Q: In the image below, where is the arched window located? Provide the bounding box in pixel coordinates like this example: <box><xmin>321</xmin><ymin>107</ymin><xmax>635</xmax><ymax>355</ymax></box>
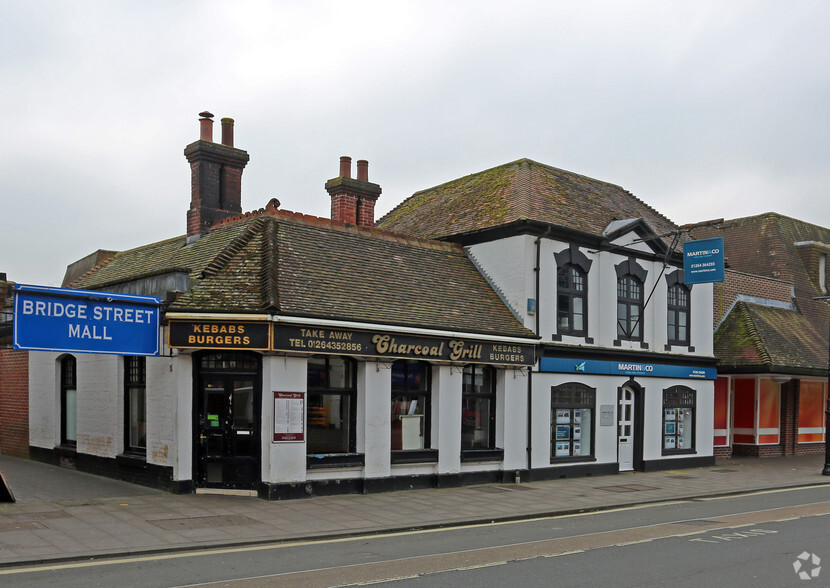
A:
<box><xmin>461</xmin><ymin>365</ymin><xmax>497</xmax><ymax>450</ymax></box>
<box><xmin>391</xmin><ymin>360</ymin><xmax>431</xmax><ymax>451</ymax></box>
<box><xmin>551</xmin><ymin>382</ymin><xmax>595</xmax><ymax>460</ymax></box>
<box><xmin>307</xmin><ymin>355</ymin><xmax>357</xmax><ymax>454</ymax></box>
<box><xmin>124</xmin><ymin>356</ymin><xmax>146</xmax><ymax>454</ymax></box>
<box><xmin>557</xmin><ymin>264</ymin><xmax>587</xmax><ymax>336</ymax></box>
<box><xmin>667</xmin><ymin>283</ymin><xmax>691</xmax><ymax>346</ymax></box>
<box><xmin>663</xmin><ymin>385</ymin><xmax>696</xmax><ymax>453</ymax></box>
<box><xmin>617</xmin><ymin>275</ymin><xmax>644</xmax><ymax>341</ymax></box>
<box><xmin>60</xmin><ymin>355</ymin><xmax>77</xmax><ymax>447</ymax></box>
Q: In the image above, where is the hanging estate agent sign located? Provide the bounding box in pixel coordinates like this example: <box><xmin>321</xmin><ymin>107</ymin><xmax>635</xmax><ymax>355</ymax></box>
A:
<box><xmin>272</xmin><ymin>325</ymin><xmax>536</xmax><ymax>366</ymax></box>
<box><xmin>683</xmin><ymin>237</ymin><xmax>725</xmax><ymax>285</ymax></box>
<box><xmin>168</xmin><ymin>320</ymin><xmax>271</xmax><ymax>350</ymax></box>
<box><xmin>13</xmin><ymin>284</ymin><xmax>160</xmax><ymax>356</ymax></box>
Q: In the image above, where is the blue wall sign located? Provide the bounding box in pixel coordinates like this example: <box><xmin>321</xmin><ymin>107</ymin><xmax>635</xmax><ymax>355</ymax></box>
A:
<box><xmin>540</xmin><ymin>357</ymin><xmax>716</xmax><ymax>380</ymax></box>
<box><xmin>13</xmin><ymin>284</ymin><xmax>160</xmax><ymax>356</ymax></box>
<box><xmin>683</xmin><ymin>237</ymin><xmax>725</xmax><ymax>285</ymax></box>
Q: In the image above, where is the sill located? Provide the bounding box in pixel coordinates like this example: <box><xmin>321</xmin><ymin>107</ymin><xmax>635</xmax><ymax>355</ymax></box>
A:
<box><xmin>665</xmin><ymin>343</ymin><xmax>694</xmax><ymax>353</ymax></box>
<box><xmin>550</xmin><ymin>456</ymin><xmax>596</xmax><ymax>464</ymax></box>
<box><xmin>56</xmin><ymin>444</ymin><xmax>77</xmax><ymax>455</ymax></box>
<box><xmin>460</xmin><ymin>448</ymin><xmax>504</xmax><ymax>462</ymax></box>
<box><xmin>553</xmin><ymin>334</ymin><xmax>593</xmax><ymax>344</ymax></box>
<box><xmin>661</xmin><ymin>449</ymin><xmax>696</xmax><ymax>456</ymax></box>
<box><xmin>307</xmin><ymin>453</ymin><xmax>365</xmax><ymax>469</ymax></box>
<box><xmin>391</xmin><ymin>449</ymin><xmax>439</xmax><ymax>464</ymax></box>
<box><xmin>116</xmin><ymin>452</ymin><xmax>147</xmax><ymax>468</ymax></box>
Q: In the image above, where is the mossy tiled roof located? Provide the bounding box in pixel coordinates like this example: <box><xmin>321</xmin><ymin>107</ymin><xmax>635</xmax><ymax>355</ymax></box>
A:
<box><xmin>715</xmin><ymin>301</ymin><xmax>827</xmax><ymax>373</ymax></box>
<box><xmin>71</xmin><ymin>210</ymin><xmax>535</xmax><ymax>339</ymax></box>
<box><xmin>376</xmin><ymin>159</ymin><xmax>678</xmax><ymax>241</ymax></box>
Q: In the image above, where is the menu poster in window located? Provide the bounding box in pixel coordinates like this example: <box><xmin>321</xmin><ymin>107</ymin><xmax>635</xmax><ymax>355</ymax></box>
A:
<box><xmin>273</xmin><ymin>392</ymin><xmax>304</xmax><ymax>442</ymax></box>
<box><xmin>556</xmin><ymin>409</ymin><xmax>571</xmax><ymax>424</ymax></box>
<box><xmin>555</xmin><ymin>442</ymin><xmax>570</xmax><ymax>457</ymax></box>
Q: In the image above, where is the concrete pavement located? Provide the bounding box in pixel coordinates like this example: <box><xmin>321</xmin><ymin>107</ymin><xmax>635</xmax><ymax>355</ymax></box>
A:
<box><xmin>0</xmin><ymin>453</ymin><xmax>828</xmax><ymax>567</ymax></box>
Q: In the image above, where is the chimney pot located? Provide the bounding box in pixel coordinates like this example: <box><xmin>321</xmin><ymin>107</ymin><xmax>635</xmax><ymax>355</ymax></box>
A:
<box><xmin>339</xmin><ymin>156</ymin><xmax>352</xmax><ymax>179</ymax></box>
<box><xmin>199</xmin><ymin>111</ymin><xmax>214</xmax><ymax>142</ymax></box>
<box><xmin>356</xmin><ymin>159</ymin><xmax>368</xmax><ymax>182</ymax></box>
<box><xmin>221</xmin><ymin>117</ymin><xmax>235</xmax><ymax>147</ymax></box>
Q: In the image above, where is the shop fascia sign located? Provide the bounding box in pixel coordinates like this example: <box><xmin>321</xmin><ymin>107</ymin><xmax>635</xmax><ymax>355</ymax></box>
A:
<box><xmin>13</xmin><ymin>284</ymin><xmax>160</xmax><ymax>356</ymax></box>
<box><xmin>272</xmin><ymin>325</ymin><xmax>536</xmax><ymax>366</ymax></box>
<box><xmin>683</xmin><ymin>237</ymin><xmax>725</xmax><ymax>285</ymax></box>
<box><xmin>168</xmin><ymin>318</ymin><xmax>536</xmax><ymax>366</ymax></box>
<box><xmin>540</xmin><ymin>357</ymin><xmax>716</xmax><ymax>380</ymax></box>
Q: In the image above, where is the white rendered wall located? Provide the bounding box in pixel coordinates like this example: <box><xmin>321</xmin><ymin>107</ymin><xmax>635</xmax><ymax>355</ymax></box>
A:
<box><xmin>500</xmin><ymin>368</ymin><xmax>529</xmax><ymax>470</ymax></box>
<box><xmin>28</xmin><ymin>351</ymin><xmax>60</xmax><ymax>449</ymax></box>
<box><xmin>262</xmin><ymin>355</ymin><xmax>308</xmax><ymax>484</ymax></box>
<box><xmin>74</xmin><ymin>353</ymin><xmax>120</xmax><ymax>458</ymax></box>
<box><xmin>434</xmin><ymin>365</ymin><xmax>462</xmax><ymax>475</ymax></box>
<box><xmin>173</xmin><ymin>352</ymin><xmax>193</xmax><ymax>482</ymax></box>
<box><xmin>145</xmin><ymin>354</ymin><xmax>178</xmax><ymax>469</ymax></box>
<box><xmin>360</xmin><ymin>361</ymin><xmax>392</xmax><ymax>479</ymax></box>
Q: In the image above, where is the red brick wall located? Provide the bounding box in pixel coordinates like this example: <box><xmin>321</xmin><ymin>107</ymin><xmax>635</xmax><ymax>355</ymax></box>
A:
<box><xmin>0</xmin><ymin>349</ymin><xmax>29</xmax><ymax>457</ymax></box>
<box><xmin>714</xmin><ymin>270</ymin><xmax>793</xmax><ymax>328</ymax></box>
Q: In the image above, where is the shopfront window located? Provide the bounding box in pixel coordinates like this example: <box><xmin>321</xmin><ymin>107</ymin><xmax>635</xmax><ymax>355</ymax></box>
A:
<box><xmin>663</xmin><ymin>386</ymin><xmax>695</xmax><ymax>453</ymax></box>
<box><xmin>307</xmin><ymin>355</ymin><xmax>357</xmax><ymax>454</ymax></box>
<box><xmin>60</xmin><ymin>355</ymin><xmax>77</xmax><ymax>447</ymax></box>
<box><xmin>391</xmin><ymin>360</ymin><xmax>430</xmax><ymax>451</ymax></box>
<box><xmin>551</xmin><ymin>383</ymin><xmax>595</xmax><ymax>460</ymax></box>
<box><xmin>461</xmin><ymin>365</ymin><xmax>496</xmax><ymax>450</ymax></box>
<box><xmin>124</xmin><ymin>356</ymin><xmax>146</xmax><ymax>454</ymax></box>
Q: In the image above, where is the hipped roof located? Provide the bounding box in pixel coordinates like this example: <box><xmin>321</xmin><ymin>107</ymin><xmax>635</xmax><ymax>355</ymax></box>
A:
<box><xmin>376</xmin><ymin>158</ymin><xmax>678</xmax><ymax>244</ymax></box>
<box><xmin>70</xmin><ymin>207</ymin><xmax>536</xmax><ymax>339</ymax></box>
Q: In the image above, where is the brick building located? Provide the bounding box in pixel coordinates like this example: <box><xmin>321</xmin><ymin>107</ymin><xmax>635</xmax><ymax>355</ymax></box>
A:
<box><xmin>0</xmin><ymin>274</ymin><xmax>29</xmax><ymax>457</ymax></box>
<box><xmin>695</xmin><ymin>214</ymin><xmax>830</xmax><ymax>458</ymax></box>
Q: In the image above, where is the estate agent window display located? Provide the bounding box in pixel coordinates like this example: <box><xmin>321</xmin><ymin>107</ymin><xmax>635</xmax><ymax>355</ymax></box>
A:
<box><xmin>662</xmin><ymin>385</ymin><xmax>696</xmax><ymax>454</ymax></box>
<box><xmin>551</xmin><ymin>383</ymin><xmax>595</xmax><ymax>461</ymax></box>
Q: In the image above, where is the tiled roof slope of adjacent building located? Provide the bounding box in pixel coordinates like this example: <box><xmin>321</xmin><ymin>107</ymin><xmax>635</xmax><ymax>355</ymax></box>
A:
<box><xmin>70</xmin><ymin>208</ymin><xmax>536</xmax><ymax>339</ymax></box>
<box><xmin>715</xmin><ymin>301</ymin><xmax>827</xmax><ymax>375</ymax></box>
<box><xmin>696</xmin><ymin>213</ymin><xmax>830</xmax><ymax>374</ymax></box>
<box><xmin>376</xmin><ymin>159</ymin><xmax>679</xmax><ymax>243</ymax></box>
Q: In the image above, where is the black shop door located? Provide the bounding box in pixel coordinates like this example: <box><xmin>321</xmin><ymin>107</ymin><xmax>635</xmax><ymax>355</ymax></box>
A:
<box><xmin>196</xmin><ymin>372</ymin><xmax>261</xmax><ymax>490</ymax></box>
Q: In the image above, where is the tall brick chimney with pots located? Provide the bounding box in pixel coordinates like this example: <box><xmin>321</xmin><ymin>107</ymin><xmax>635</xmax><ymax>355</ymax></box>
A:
<box><xmin>325</xmin><ymin>156</ymin><xmax>382</xmax><ymax>227</ymax></box>
<box><xmin>184</xmin><ymin>112</ymin><xmax>250</xmax><ymax>242</ymax></box>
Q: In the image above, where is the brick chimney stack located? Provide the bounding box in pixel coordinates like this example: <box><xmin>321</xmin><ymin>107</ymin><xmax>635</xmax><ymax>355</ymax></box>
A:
<box><xmin>184</xmin><ymin>112</ymin><xmax>250</xmax><ymax>242</ymax></box>
<box><xmin>325</xmin><ymin>156</ymin><xmax>382</xmax><ymax>227</ymax></box>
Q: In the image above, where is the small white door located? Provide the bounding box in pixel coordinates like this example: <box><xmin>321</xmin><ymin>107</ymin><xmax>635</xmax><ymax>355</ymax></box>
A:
<box><xmin>618</xmin><ymin>387</ymin><xmax>635</xmax><ymax>471</ymax></box>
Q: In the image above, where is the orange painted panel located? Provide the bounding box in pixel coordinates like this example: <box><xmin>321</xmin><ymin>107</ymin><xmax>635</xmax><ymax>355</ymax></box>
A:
<box><xmin>799</xmin><ymin>382</ymin><xmax>827</xmax><ymax>429</ymax></box>
<box><xmin>758</xmin><ymin>434</ymin><xmax>779</xmax><ymax>444</ymax></box>
<box><xmin>733</xmin><ymin>379</ymin><xmax>755</xmax><ymax>429</ymax></box>
<box><xmin>714</xmin><ymin>378</ymin><xmax>729</xmax><ymax>429</ymax></box>
<box><xmin>798</xmin><ymin>433</ymin><xmax>824</xmax><ymax>443</ymax></box>
<box><xmin>758</xmin><ymin>380</ymin><xmax>780</xmax><ymax>429</ymax></box>
<box><xmin>714</xmin><ymin>435</ymin><xmax>728</xmax><ymax>446</ymax></box>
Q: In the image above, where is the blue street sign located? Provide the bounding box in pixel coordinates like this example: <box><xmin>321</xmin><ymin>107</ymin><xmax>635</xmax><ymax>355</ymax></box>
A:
<box><xmin>683</xmin><ymin>237</ymin><xmax>725</xmax><ymax>285</ymax></box>
<box><xmin>540</xmin><ymin>357</ymin><xmax>716</xmax><ymax>380</ymax></box>
<box><xmin>13</xmin><ymin>284</ymin><xmax>160</xmax><ymax>356</ymax></box>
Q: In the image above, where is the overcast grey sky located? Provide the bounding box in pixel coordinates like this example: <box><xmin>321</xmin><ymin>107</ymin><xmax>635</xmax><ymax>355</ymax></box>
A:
<box><xmin>2</xmin><ymin>1</ymin><xmax>828</xmax><ymax>286</ymax></box>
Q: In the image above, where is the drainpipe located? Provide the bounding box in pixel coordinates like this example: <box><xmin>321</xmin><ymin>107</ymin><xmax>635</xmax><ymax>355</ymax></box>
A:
<box><xmin>527</xmin><ymin>227</ymin><xmax>553</xmax><ymax>474</ymax></box>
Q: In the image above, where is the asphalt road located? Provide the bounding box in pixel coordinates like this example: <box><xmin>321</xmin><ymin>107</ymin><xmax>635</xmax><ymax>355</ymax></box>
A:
<box><xmin>2</xmin><ymin>485</ymin><xmax>829</xmax><ymax>587</ymax></box>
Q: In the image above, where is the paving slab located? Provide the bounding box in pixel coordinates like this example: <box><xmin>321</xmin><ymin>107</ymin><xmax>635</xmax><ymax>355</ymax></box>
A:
<box><xmin>0</xmin><ymin>453</ymin><xmax>829</xmax><ymax>567</ymax></box>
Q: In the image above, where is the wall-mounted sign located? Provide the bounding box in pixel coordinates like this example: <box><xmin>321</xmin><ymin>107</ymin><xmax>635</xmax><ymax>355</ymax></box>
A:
<box><xmin>273</xmin><ymin>392</ymin><xmax>304</xmax><ymax>442</ymax></box>
<box><xmin>540</xmin><ymin>357</ymin><xmax>716</xmax><ymax>380</ymax></box>
<box><xmin>683</xmin><ymin>237</ymin><xmax>725</xmax><ymax>285</ymax></box>
<box><xmin>272</xmin><ymin>325</ymin><xmax>536</xmax><ymax>366</ymax></box>
<box><xmin>13</xmin><ymin>284</ymin><xmax>160</xmax><ymax>356</ymax></box>
<box><xmin>168</xmin><ymin>320</ymin><xmax>271</xmax><ymax>350</ymax></box>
